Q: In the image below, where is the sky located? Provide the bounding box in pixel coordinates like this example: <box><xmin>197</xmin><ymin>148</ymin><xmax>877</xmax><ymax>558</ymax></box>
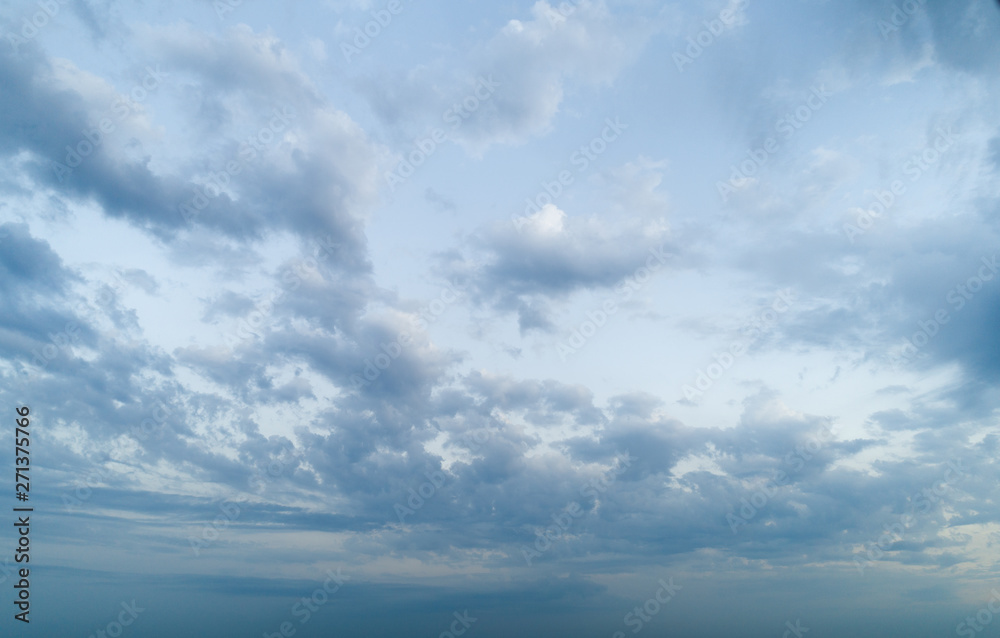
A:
<box><xmin>1</xmin><ymin>0</ymin><xmax>999</xmax><ymax>636</ymax></box>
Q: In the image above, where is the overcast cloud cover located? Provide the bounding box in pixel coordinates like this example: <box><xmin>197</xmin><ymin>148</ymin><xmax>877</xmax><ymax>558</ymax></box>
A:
<box><xmin>1</xmin><ymin>0</ymin><xmax>999</xmax><ymax>636</ymax></box>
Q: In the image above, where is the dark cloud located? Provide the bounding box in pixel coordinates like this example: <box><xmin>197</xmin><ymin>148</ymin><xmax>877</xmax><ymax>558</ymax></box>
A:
<box><xmin>0</xmin><ymin>27</ymin><xmax>382</xmax><ymax>272</ymax></box>
<box><xmin>2</xmin><ymin>3</ymin><xmax>999</xmax><ymax>636</ymax></box>
<box><xmin>442</xmin><ymin>209</ymin><xmax>672</xmax><ymax>331</ymax></box>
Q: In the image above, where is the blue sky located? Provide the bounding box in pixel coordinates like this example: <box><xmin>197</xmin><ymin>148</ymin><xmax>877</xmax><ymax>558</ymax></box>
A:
<box><xmin>1</xmin><ymin>0</ymin><xmax>1000</xmax><ymax>636</ymax></box>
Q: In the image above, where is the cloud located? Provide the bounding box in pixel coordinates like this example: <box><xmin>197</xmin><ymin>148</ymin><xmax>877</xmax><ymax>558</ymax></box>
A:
<box><xmin>442</xmin><ymin>204</ymin><xmax>672</xmax><ymax>332</ymax></box>
<box><xmin>356</xmin><ymin>0</ymin><xmax>657</xmax><ymax>151</ymax></box>
<box><xmin>0</xmin><ymin>25</ymin><xmax>386</xmax><ymax>271</ymax></box>
<box><xmin>4</xmin><ymin>2</ymin><xmax>1000</xmax><ymax>635</ymax></box>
